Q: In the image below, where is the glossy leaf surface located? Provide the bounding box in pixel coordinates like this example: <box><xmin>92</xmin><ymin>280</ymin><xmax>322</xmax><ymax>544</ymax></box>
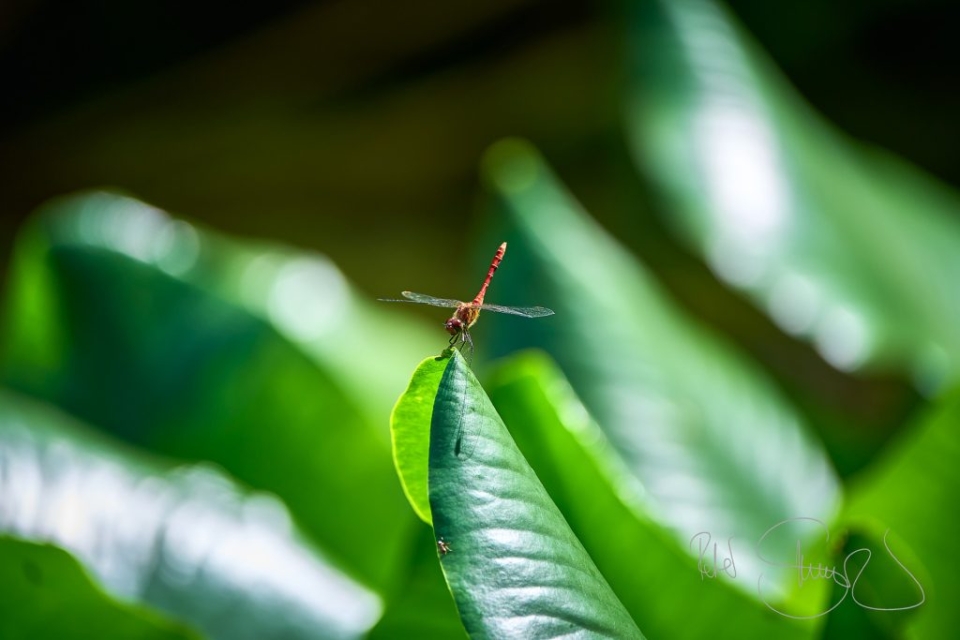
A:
<box><xmin>625</xmin><ymin>0</ymin><xmax>960</xmax><ymax>386</ymax></box>
<box><xmin>481</xmin><ymin>140</ymin><xmax>840</xmax><ymax>595</ymax></box>
<box><xmin>487</xmin><ymin>351</ymin><xmax>824</xmax><ymax>638</ymax></box>
<box><xmin>0</xmin><ymin>388</ymin><xmax>380</xmax><ymax>639</ymax></box>
<box><xmin>395</xmin><ymin>351</ymin><xmax>644</xmax><ymax>638</ymax></box>
<box><xmin>0</xmin><ymin>192</ymin><xmax>436</xmax><ymax>592</ymax></box>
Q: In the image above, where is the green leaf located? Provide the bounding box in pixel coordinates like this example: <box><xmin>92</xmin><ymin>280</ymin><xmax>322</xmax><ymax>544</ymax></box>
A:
<box><xmin>819</xmin><ymin>529</ymin><xmax>924</xmax><ymax>639</ymax></box>
<box><xmin>0</xmin><ymin>537</ymin><xmax>197</xmax><ymax>640</ymax></box>
<box><xmin>0</xmin><ymin>386</ymin><xmax>382</xmax><ymax>639</ymax></box>
<box><xmin>843</xmin><ymin>392</ymin><xmax>960</xmax><ymax>637</ymax></box>
<box><xmin>366</xmin><ymin>525</ymin><xmax>465</xmax><ymax>640</ymax></box>
<box><xmin>624</xmin><ymin>0</ymin><xmax>960</xmax><ymax>386</ymax></box>
<box><xmin>428</xmin><ymin>351</ymin><xmax>644</xmax><ymax>639</ymax></box>
<box><xmin>390</xmin><ymin>354</ymin><xmax>449</xmax><ymax>524</ymax></box>
<box><xmin>0</xmin><ymin>191</ymin><xmax>437</xmax><ymax>592</ymax></box>
<box><xmin>487</xmin><ymin>351</ymin><xmax>822</xmax><ymax>639</ymax></box>
<box><xmin>481</xmin><ymin>140</ymin><xmax>840</xmax><ymax>599</ymax></box>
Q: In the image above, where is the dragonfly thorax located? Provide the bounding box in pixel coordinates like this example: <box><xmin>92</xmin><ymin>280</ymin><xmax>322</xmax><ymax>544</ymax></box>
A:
<box><xmin>445</xmin><ymin>304</ymin><xmax>480</xmax><ymax>335</ymax></box>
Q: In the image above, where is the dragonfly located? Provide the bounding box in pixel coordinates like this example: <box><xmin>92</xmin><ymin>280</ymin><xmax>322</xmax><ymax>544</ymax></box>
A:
<box><xmin>381</xmin><ymin>242</ymin><xmax>553</xmax><ymax>457</ymax></box>
<box><xmin>379</xmin><ymin>242</ymin><xmax>554</xmax><ymax>353</ymax></box>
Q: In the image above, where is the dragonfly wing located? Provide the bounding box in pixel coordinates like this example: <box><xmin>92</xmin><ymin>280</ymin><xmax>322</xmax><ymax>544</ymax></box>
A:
<box><xmin>385</xmin><ymin>291</ymin><xmax>463</xmax><ymax>308</ymax></box>
<box><xmin>479</xmin><ymin>303</ymin><xmax>555</xmax><ymax>318</ymax></box>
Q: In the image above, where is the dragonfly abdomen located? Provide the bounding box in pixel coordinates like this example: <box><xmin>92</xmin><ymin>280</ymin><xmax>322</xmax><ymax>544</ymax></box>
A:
<box><xmin>470</xmin><ymin>242</ymin><xmax>506</xmax><ymax>306</ymax></box>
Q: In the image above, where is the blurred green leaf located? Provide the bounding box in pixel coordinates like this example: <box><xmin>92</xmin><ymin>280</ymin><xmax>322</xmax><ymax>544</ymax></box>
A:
<box><xmin>390</xmin><ymin>355</ymin><xmax>448</xmax><ymax>525</ymax></box>
<box><xmin>0</xmin><ymin>191</ymin><xmax>437</xmax><ymax>592</ymax></box>
<box><xmin>844</xmin><ymin>392</ymin><xmax>959</xmax><ymax>637</ymax></box>
<box><xmin>0</xmin><ymin>537</ymin><xmax>197</xmax><ymax>640</ymax></box>
<box><xmin>480</xmin><ymin>139</ymin><xmax>839</xmax><ymax>596</ymax></box>
<box><xmin>487</xmin><ymin>351</ymin><xmax>824</xmax><ymax>638</ymax></box>
<box><xmin>820</xmin><ymin>528</ymin><xmax>923</xmax><ymax>639</ymax></box>
<box><xmin>624</xmin><ymin>0</ymin><xmax>960</xmax><ymax>388</ymax></box>
<box><xmin>0</xmin><ymin>387</ymin><xmax>381</xmax><ymax>639</ymax></box>
<box><xmin>366</xmin><ymin>525</ymin><xmax>465</xmax><ymax>640</ymax></box>
<box><xmin>426</xmin><ymin>351</ymin><xmax>644</xmax><ymax>639</ymax></box>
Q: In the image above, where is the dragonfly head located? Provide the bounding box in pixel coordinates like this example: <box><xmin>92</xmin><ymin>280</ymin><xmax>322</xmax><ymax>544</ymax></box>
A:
<box><xmin>444</xmin><ymin>317</ymin><xmax>463</xmax><ymax>336</ymax></box>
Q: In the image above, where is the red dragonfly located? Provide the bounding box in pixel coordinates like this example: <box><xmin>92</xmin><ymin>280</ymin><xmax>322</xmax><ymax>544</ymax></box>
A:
<box><xmin>380</xmin><ymin>242</ymin><xmax>554</xmax><ymax>353</ymax></box>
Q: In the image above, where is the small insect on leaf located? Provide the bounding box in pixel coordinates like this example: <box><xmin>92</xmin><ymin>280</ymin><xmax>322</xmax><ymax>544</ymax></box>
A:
<box><xmin>437</xmin><ymin>537</ymin><xmax>451</xmax><ymax>556</ymax></box>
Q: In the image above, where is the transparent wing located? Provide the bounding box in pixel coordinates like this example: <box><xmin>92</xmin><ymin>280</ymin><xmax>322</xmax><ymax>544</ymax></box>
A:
<box><xmin>377</xmin><ymin>291</ymin><xmax>463</xmax><ymax>308</ymax></box>
<box><xmin>478</xmin><ymin>303</ymin><xmax>555</xmax><ymax>318</ymax></box>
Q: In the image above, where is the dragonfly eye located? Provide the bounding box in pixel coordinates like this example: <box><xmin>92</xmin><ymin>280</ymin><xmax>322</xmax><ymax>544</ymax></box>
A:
<box><xmin>444</xmin><ymin>318</ymin><xmax>462</xmax><ymax>335</ymax></box>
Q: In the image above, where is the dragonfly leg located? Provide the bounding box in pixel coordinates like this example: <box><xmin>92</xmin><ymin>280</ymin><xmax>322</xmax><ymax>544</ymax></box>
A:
<box><xmin>444</xmin><ymin>329</ymin><xmax>474</xmax><ymax>363</ymax></box>
<box><xmin>460</xmin><ymin>329</ymin><xmax>475</xmax><ymax>363</ymax></box>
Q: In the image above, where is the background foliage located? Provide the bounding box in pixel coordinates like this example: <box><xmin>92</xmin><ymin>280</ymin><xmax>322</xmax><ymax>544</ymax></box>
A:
<box><xmin>1</xmin><ymin>0</ymin><xmax>957</xmax><ymax>638</ymax></box>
